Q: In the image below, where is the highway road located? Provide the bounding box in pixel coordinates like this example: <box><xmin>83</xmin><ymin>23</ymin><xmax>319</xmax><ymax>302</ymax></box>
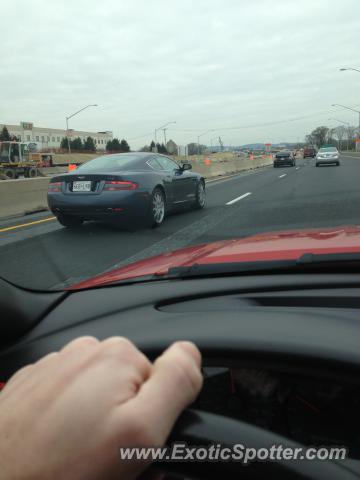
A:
<box><xmin>1</xmin><ymin>154</ymin><xmax>359</xmax><ymax>290</ymax></box>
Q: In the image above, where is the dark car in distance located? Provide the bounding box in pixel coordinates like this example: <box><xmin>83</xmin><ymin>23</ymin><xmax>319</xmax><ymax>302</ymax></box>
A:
<box><xmin>303</xmin><ymin>146</ymin><xmax>317</xmax><ymax>158</ymax></box>
<box><xmin>47</xmin><ymin>152</ymin><xmax>206</xmax><ymax>228</ymax></box>
<box><xmin>273</xmin><ymin>150</ymin><xmax>295</xmax><ymax>167</ymax></box>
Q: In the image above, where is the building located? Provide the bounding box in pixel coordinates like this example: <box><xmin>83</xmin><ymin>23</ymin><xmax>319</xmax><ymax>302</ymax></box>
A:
<box><xmin>0</xmin><ymin>122</ymin><xmax>113</xmax><ymax>151</ymax></box>
<box><xmin>177</xmin><ymin>145</ymin><xmax>187</xmax><ymax>156</ymax></box>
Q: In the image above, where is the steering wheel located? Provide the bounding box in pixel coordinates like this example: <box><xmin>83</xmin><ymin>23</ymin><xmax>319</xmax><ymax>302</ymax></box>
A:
<box><xmin>1</xmin><ymin>315</ymin><xmax>359</xmax><ymax>479</ymax></box>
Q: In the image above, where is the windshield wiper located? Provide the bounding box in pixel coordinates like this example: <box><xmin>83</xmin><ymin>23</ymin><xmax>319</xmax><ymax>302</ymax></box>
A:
<box><xmin>167</xmin><ymin>260</ymin><xmax>296</xmax><ymax>278</ymax></box>
<box><xmin>166</xmin><ymin>252</ymin><xmax>360</xmax><ymax>279</ymax></box>
<box><xmin>296</xmin><ymin>252</ymin><xmax>360</xmax><ymax>265</ymax></box>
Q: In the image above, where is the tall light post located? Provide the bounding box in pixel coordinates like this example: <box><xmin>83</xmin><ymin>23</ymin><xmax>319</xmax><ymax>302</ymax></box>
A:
<box><xmin>210</xmin><ymin>136</ymin><xmax>218</xmax><ymax>149</ymax></box>
<box><xmin>197</xmin><ymin>130</ymin><xmax>213</xmax><ymax>155</ymax></box>
<box><xmin>154</xmin><ymin>121</ymin><xmax>176</xmax><ymax>150</ymax></box>
<box><xmin>66</xmin><ymin>104</ymin><xmax>98</xmax><ymax>154</ymax></box>
<box><xmin>338</xmin><ymin>68</ymin><xmax>360</xmax><ymax>145</ymax></box>
<box><xmin>328</xmin><ymin>117</ymin><xmax>350</xmax><ymax>150</ymax></box>
<box><xmin>162</xmin><ymin>128</ymin><xmax>168</xmax><ymax>145</ymax></box>
<box><xmin>331</xmin><ymin>104</ymin><xmax>360</xmax><ymax>149</ymax></box>
<box><xmin>339</xmin><ymin>67</ymin><xmax>360</xmax><ymax>73</ymax></box>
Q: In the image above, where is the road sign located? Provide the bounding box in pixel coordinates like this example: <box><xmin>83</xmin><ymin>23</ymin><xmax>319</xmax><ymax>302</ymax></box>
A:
<box><xmin>265</xmin><ymin>143</ymin><xmax>272</xmax><ymax>152</ymax></box>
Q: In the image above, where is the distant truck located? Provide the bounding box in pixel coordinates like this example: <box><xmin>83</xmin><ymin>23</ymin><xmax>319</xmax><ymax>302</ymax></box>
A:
<box><xmin>28</xmin><ymin>152</ymin><xmax>54</xmax><ymax>167</ymax></box>
<box><xmin>0</xmin><ymin>142</ymin><xmax>54</xmax><ymax>179</ymax></box>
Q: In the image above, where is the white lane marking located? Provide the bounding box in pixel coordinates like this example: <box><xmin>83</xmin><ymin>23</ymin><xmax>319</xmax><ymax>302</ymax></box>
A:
<box><xmin>278</xmin><ymin>174</ymin><xmax>287</xmax><ymax>178</ymax></box>
<box><xmin>206</xmin><ymin>166</ymin><xmax>270</xmax><ymax>186</ymax></box>
<box><xmin>295</xmin><ymin>167</ymin><xmax>300</xmax><ymax>170</ymax></box>
<box><xmin>226</xmin><ymin>192</ymin><xmax>252</xmax><ymax>206</ymax></box>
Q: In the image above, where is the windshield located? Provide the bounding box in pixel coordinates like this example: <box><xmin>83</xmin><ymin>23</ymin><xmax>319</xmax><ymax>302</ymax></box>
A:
<box><xmin>1</xmin><ymin>0</ymin><xmax>360</xmax><ymax>290</ymax></box>
<box><xmin>0</xmin><ymin>143</ymin><xmax>10</xmax><ymax>161</ymax></box>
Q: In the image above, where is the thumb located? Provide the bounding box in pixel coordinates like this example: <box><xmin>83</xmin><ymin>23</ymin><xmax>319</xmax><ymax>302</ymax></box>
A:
<box><xmin>122</xmin><ymin>341</ymin><xmax>203</xmax><ymax>445</ymax></box>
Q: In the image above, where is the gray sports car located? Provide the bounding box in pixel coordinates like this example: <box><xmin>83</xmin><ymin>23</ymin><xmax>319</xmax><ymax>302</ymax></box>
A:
<box><xmin>47</xmin><ymin>152</ymin><xmax>206</xmax><ymax>228</ymax></box>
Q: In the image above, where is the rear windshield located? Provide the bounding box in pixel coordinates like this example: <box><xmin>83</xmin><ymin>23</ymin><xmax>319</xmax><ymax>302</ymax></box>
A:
<box><xmin>76</xmin><ymin>154</ymin><xmax>141</xmax><ymax>171</ymax></box>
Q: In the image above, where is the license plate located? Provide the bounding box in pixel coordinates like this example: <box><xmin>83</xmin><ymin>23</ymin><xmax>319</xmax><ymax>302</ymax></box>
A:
<box><xmin>73</xmin><ymin>181</ymin><xmax>91</xmax><ymax>192</ymax></box>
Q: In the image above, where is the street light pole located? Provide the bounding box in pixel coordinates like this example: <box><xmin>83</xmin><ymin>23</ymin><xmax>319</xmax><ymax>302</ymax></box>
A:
<box><xmin>65</xmin><ymin>104</ymin><xmax>98</xmax><ymax>154</ymax></box>
<box><xmin>328</xmin><ymin>117</ymin><xmax>351</xmax><ymax>150</ymax></box>
<box><xmin>332</xmin><ymin>104</ymin><xmax>360</xmax><ymax>150</ymax></box>
<box><xmin>65</xmin><ymin>117</ymin><xmax>70</xmax><ymax>154</ymax></box>
<box><xmin>210</xmin><ymin>136</ymin><xmax>218</xmax><ymax>149</ymax></box>
<box><xmin>337</xmin><ymin>69</ymin><xmax>360</xmax><ymax>144</ymax></box>
<box><xmin>339</xmin><ymin>67</ymin><xmax>360</xmax><ymax>73</ymax></box>
<box><xmin>154</xmin><ymin>121</ymin><xmax>176</xmax><ymax>151</ymax></box>
<box><xmin>197</xmin><ymin>130</ymin><xmax>214</xmax><ymax>155</ymax></box>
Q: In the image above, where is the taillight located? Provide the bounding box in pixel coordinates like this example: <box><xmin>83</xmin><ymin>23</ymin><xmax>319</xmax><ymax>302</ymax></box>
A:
<box><xmin>48</xmin><ymin>181</ymin><xmax>62</xmax><ymax>192</ymax></box>
<box><xmin>104</xmin><ymin>180</ymin><xmax>138</xmax><ymax>191</ymax></box>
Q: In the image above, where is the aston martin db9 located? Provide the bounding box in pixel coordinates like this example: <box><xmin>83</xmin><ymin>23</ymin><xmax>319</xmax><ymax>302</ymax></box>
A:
<box><xmin>47</xmin><ymin>152</ymin><xmax>206</xmax><ymax>228</ymax></box>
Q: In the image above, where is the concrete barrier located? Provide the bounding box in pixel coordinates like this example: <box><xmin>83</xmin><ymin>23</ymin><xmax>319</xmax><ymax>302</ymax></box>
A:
<box><xmin>38</xmin><ymin>166</ymin><xmax>69</xmax><ymax>176</ymax></box>
<box><xmin>0</xmin><ymin>177</ymin><xmax>50</xmax><ymax>218</ymax></box>
<box><xmin>189</xmin><ymin>154</ymin><xmax>273</xmax><ymax>177</ymax></box>
<box><xmin>0</xmin><ymin>155</ymin><xmax>273</xmax><ymax>219</ymax></box>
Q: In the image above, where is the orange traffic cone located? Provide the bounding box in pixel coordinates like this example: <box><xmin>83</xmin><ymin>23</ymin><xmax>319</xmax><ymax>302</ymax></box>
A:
<box><xmin>68</xmin><ymin>164</ymin><xmax>77</xmax><ymax>172</ymax></box>
<box><xmin>204</xmin><ymin>158</ymin><xmax>212</xmax><ymax>166</ymax></box>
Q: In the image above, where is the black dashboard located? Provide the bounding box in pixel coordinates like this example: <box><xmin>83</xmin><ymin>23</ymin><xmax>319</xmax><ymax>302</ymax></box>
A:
<box><xmin>200</xmin><ymin>367</ymin><xmax>360</xmax><ymax>458</ymax></box>
<box><xmin>2</xmin><ymin>272</ymin><xmax>360</xmax><ymax>461</ymax></box>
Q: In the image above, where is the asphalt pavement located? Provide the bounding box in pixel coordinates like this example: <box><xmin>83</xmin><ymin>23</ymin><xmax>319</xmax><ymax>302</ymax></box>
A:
<box><xmin>1</xmin><ymin>155</ymin><xmax>359</xmax><ymax>290</ymax></box>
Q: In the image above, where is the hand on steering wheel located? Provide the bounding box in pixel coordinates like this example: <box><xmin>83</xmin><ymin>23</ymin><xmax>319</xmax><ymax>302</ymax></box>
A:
<box><xmin>0</xmin><ymin>336</ymin><xmax>202</xmax><ymax>480</ymax></box>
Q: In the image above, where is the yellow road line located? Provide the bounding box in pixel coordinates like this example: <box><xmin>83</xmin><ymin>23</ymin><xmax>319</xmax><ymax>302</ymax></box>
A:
<box><xmin>0</xmin><ymin>216</ymin><xmax>56</xmax><ymax>233</ymax></box>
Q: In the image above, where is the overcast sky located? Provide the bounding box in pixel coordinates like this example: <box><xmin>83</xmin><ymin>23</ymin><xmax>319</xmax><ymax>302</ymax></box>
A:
<box><xmin>1</xmin><ymin>0</ymin><xmax>360</xmax><ymax>147</ymax></box>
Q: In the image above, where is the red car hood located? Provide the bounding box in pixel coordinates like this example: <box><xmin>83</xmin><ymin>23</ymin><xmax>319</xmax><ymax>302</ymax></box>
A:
<box><xmin>71</xmin><ymin>226</ymin><xmax>360</xmax><ymax>289</ymax></box>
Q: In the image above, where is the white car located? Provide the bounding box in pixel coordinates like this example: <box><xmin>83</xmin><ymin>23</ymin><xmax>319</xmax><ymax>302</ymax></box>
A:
<box><xmin>315</xmin><ymin>147</ymin><xmax>340</xmax><ymax>167</ymax></box>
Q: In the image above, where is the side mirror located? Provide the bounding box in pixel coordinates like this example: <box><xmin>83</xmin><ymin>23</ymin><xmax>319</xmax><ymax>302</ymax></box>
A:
<box><xmin>181</xmin><ymin>163</ymin><xmax>192</xmax><ymax>171</ymax></box>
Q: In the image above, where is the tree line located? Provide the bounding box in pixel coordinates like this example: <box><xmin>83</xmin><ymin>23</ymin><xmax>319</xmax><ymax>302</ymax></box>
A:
<box><xmin>186</xmin><ymin>143</ymin><xmax>207</xmax><ymax>155</ymax></box>
<box><xmin>305</xmin><ymin>125</ymin><xmax>359</xmax><ymax>150</ymax></box>
<box><xmin>140</xmin><ymin>141</ymin><xmax>169</xmax><ymax>154</ymax></box>
<box><xmin>61</xmin><ymin>136</ymin><xmax>96</xmax><ymax>151</ymax></box>
<box><xmin>60</xmin><ymin>136</ymin><xmax>130</xmax><ymax>152</ymax></box>
<box><xmin>106</xmin><ymin>138</ymin><xmax>130</xmax><ymax>152</ymax></box>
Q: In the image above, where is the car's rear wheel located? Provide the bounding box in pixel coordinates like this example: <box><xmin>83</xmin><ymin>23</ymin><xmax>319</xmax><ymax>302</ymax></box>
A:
<box><xmin>316</xmin><ymin>163</ymin><xmax>319</xmax><ymax>167</ymax></box>
<box><xmin>147</xmin><ymin>187</ymin><xmax>165</xmax><ymax>228</ymax></box>
<box><xmin>193</xmin><ymin>181</ymin><xmax>206</xmax><ymax>209</ymax></box>
<box><xmin>57</xmin><ymin>214</ymin><xmax>83</xmax><ymax>227</ymax></box>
